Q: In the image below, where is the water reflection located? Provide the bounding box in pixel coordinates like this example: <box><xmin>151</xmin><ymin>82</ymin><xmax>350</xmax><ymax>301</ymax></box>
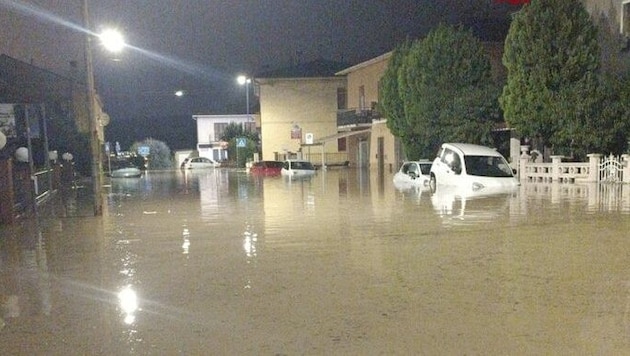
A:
<box><xmin>4</xmin><ymin>169</ymin><xmax>630</xmax><ymax>353</ymax></box>
<box><xmin>118</xmin><ymin>285</ymin><xmax>138</xmax><ymax>325</ymax></box>
<box><xmin>430</xmin><ymin>184</ymin><xmax>519</xmax><ymax>226</ymax></box>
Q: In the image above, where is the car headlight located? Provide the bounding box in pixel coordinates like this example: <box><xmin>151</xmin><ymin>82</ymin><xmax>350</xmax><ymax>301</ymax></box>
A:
<box><xmin>472</xmin><ymin>182</ymin><xmax>485</xmax><ymax>191</ymax></box>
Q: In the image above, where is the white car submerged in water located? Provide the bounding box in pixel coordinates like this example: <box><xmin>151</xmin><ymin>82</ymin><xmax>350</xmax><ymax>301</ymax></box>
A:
<box><xmin>429</xmin><ymin>143</ymin><xmax>519</xmax><ymax>194</ymax></box>
<box><xmin>393</xmin><ymin>160</ymin><xmax>432</xmax><ymax>190</ymax></box>
<box><xmin>281</xmin><ymin>159</ymin><xmax>316</xmax><ymax>178</ymax></box>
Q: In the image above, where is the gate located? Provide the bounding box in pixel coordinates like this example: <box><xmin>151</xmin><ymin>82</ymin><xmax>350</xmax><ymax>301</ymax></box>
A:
<box><xmin>599</xmin><ymin>155</ymin><xmax>624</xmax><ymax>183</ymax></box>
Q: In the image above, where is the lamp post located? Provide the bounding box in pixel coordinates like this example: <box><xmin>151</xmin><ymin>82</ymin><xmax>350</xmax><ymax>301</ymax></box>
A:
<box><xmin>82</xmin><ymin>0</ymin><xmax>124</xmax><ymax>216</ymax></box>
<box><xmin>237</xmin><ymin>75</ymin><xmax>251</xmax><ymax>119</ymax></box>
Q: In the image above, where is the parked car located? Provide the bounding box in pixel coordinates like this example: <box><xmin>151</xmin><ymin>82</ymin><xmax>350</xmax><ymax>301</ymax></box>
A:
<box><xmin>393</xmin><ymin>160</ymin><xmax>432</xmax><ymax>190</ymax></box>
<box><xmin>109</xmin><ymin>160</ymin><xmax>142</xmax><ymax>178</ymax></box>
<box><xmin>429</xmin><ymin>143</ymin><xmax>519</xmax><ymax>193</ymax></box>
<box><xmin>281</xmin><ymin>159</ymin><xmax>316</xmax><ymax>177</ymax></box>
<box><xmin>249</xmin><ymin>160</ymin><xmax>284</xmax><ymax>176</ymax></box>
<box><xmin>182</xmin><ymin>157</ymin><xmax>220</xmax><ymax>169</ymax></box>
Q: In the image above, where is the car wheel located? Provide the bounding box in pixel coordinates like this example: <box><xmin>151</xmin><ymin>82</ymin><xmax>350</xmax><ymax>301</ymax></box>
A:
<box><xmin>429</xmin><ymin>174</ymin><xmax>437</xmax><ymax>193</ymax></box>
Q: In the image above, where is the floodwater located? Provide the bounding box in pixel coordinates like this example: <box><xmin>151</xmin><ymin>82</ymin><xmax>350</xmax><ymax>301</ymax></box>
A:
<box><xmin>1</xmin><ymin>168</ymin><xmax>630</xmax><ymax>355</ymax></box>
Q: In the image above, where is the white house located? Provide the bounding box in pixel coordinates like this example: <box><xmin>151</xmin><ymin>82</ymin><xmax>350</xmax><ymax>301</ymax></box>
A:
<box><xmin>192</xmin><ymin>114</ymin><xmax>259</xmax><ymax>162</ymax></box>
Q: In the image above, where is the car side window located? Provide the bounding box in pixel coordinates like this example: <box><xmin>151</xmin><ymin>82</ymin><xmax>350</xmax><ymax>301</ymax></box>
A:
<box><xmin>442</xmin><ymin>149</ymin><xmax>461</xmax><ymax>175</ymax></box>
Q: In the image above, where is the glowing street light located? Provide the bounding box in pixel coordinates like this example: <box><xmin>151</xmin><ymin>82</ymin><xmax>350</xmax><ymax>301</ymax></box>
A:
<box><xmin>99</xmin><ymin>29</ymin><xmax>125</xmax><ymax>53</ymax></box>
<box><xmin>237</xmin><ymin>75</ymin><xmax>251</xmax><ymax>119</ymax></box>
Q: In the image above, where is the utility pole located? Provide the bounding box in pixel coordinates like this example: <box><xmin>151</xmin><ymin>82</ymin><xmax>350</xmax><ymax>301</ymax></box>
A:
<box><xmin>82</xmin><ymin>0</ymin><xmax>102</xmax><ymax>215</ymax></box>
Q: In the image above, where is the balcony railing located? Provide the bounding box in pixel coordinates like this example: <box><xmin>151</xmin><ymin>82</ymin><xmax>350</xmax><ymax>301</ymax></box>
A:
<box><xmin>337</xmin><ymin>108</ymin><xmax>381</xmax><ymax>127</ymax></box>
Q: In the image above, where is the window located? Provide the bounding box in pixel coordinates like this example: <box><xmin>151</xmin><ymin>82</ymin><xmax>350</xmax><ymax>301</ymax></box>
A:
<box><xmin>338</xmin><ymin>137</ymin><xmax>347</xmax><ymax>152</ymax></box>
<box><xmin>243</xmin><ymin>121</ymin><xmax>256</xmax><ymax>133</ymax></box>
<box><xmin>359</xmin><ymin>85</ymin><xmax>366</xmax><ymax>110</ymax></box>
<box><xmin>337</xmin><ymin>87</ymin><xmax>347</xmax><ymax>110</ymax></box>
<box><xmin>214</xmin><ymin>122</ymin><xmax>228</xmax><ymax>141</ymax></box>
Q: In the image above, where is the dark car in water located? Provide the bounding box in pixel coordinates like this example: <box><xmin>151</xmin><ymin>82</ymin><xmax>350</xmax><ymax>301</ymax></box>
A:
<box><xmin>248</xmin><ymin>160</ymin><xmax>284</xmax><ymax>176</ymax></box>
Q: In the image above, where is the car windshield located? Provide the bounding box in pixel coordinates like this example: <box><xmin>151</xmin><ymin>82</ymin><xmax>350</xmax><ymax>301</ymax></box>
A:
<box><xmin>464</xmin><ymin>155</ymin><xmax>513</xmax><ymax>177</ymax></box>
<box><xmin>419</xmin><ymin>163</ymin><xmax>431</xmax><ymax>175</ymax></box>
<box><xmin>292</xmin><ymin>161</ymin><xmax>314</xmax><ymax>170</ymax></box>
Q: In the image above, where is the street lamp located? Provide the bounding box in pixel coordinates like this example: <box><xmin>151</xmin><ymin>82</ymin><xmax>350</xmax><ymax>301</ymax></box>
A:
<box><xmin>237</xmin><ymin>75</ymin><xmax>251</xmax><ymax>119</ymax></box>
<box><xmin>82</xmin><ymin>0</ymin><xmax>125</xmax><ymax>216</ymax></box>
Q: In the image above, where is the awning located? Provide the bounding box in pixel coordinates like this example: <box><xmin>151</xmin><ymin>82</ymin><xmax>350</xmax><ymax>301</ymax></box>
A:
<box><xmin>305</xmin><ymin>128</ymin><xmax>371</xmax><ymax>146</ymax></box>
<box><xmin>299</xmin><ymin>128</ymin><xmax>371</xmax><ymax>169</ymax></box>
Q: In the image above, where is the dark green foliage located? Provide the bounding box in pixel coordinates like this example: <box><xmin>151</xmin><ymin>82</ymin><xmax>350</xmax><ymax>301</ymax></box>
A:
<box><xmin>379</xmin><ymin>25</ymin><xmax>501</xmax><ymax>159</ymax></box>
<box><xmin>220</xmin><ymin>122</ymin><xmax>259</xmax><ymax>167</ymax></box>
<box><xmin>130</xmin><ymin>138</ymin><xmax>173</xmax><ymax>169</ymax></box>
<box><xmin>500</xmin><ymin>0</ymin><xmax>629</xmax><ymax>158</ymax></box>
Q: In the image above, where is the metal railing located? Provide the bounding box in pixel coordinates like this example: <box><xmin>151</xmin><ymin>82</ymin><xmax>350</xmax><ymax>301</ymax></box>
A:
<box><xmin>337</xmin><ymin>108</ymin><xmax>381</xmax><ymax>127</ymax></box>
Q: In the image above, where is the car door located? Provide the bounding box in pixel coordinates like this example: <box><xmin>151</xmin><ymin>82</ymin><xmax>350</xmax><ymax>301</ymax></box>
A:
<box><xmin>438</xmin><ymin>148</ymin><xmax>462</xmax><ymax>186</ymax></box>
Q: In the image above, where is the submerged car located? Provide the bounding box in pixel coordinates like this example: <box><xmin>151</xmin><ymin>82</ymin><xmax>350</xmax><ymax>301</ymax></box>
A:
<box><xmin>429</xmin><ymin>143</ymin><xmax>519</xmax><ymax>193</ymax></box>
<box><xmin>249</xmin><ymin>160</ymin><xmax>284</xmax><ymax>176</ymax></box>
<box><xmin>109</xmin><ymin>160</ymin><xmax>142</xmax><ymax>178</ymax></box>
<box><xmin>182</xmin><ymin>157</ymin><xmax>220</xmax><ymax>169</ymax></box>
<box><xmin>281</xmin><ymin>159</ymin><xmax>316</xmax><ymax>177</ymax></box>
<box><xmin>393</xmin><ymin>160</ymin><xmax>432</xmax><ymax>190</ymax></box>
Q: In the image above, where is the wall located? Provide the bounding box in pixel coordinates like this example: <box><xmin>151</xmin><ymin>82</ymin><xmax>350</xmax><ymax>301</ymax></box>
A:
<box><xmin>258</xmin><ymin>77</ymin><xmax>346</xmax><ymax>161</ymax></box>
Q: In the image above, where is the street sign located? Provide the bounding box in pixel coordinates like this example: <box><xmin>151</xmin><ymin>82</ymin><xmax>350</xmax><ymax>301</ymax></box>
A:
<box><xmin>138</xmin><ymin>145</ymin><xmax>150</xmax><ymax>157</ymax></box>
<box><xmin>236</xmin><ymin>137</ymin><xmax>247</xmax><ymax>148</ymax></box>
<box><xmin>305</xmin><ymin>133</ymin><xmax>314</xmax><ymax>145</ymax></box>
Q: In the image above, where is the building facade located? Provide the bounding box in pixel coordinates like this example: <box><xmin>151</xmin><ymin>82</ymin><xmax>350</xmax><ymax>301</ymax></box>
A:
<box><xmin>335</xmin><ymin>52</ymin><xmax>399</xmax><ymax>171</ymax></box>
<box><xmin>257</xmin><ymin>76</ymin><xmax>347</xmax><ymax>163</ymax></box>
<box><xmin>193</xmin><ymin>114</ymin><xmax>259</xmax><ymax>162</ymax></box>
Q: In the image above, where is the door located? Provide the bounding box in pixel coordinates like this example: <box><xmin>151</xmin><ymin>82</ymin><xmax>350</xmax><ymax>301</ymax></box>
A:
<box><xmin>358</xmin><ymin>140</ymin><xmax>369</xmax><ymax>168</ymax></box>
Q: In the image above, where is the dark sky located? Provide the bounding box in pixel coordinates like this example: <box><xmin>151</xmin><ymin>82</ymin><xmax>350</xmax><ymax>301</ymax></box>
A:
<box><xmin>0</xmin><ymin>0</ymin><xmax>520</xmax><ymax>148</ymax></box>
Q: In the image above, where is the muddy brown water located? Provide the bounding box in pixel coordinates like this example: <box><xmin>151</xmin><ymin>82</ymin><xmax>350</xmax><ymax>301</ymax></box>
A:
<box><xmin>1</xmin><ymin>169</ymin><xmax>630</xmax><ymax>355</ymax></box>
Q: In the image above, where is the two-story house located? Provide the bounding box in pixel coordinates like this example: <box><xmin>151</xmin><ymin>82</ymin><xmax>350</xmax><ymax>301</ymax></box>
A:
<box><xmin>335</xmin><ymin>52</ymin><xmax>397</xmax><ymax>172</ymax></box>
<box><xmin>256</xmin><ymin>60</ymin><xmax>349</xmax><ymax>165</ymax></box>
<box><xmin>192</xmin><ymin>114</ymin><xmax>259</xmax><ymax>163</ymax></box>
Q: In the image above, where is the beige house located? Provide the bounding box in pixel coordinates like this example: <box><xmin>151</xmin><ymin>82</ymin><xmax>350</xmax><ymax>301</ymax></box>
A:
<box><xmin>256</xmin><ymin>61</ymin><xmax>348</xmax><ymax>164</ymax></box>
<box><xmin>335</xmin><ymin>52</ymin><xmax>399</xmax><ymax>172</ymax></box>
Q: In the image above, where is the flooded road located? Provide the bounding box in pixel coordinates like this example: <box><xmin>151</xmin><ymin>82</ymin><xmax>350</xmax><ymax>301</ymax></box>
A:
<box><xmin>1</xmin><ymin>168</ymin><xmax>630</xmax><ymax>355</ymax></box>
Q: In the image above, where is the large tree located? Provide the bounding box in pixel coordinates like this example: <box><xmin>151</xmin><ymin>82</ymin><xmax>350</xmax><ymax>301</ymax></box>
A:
<box><xmin>500</xmin><ymin>0</ymin><xmax>605</xmax><ymax>158</ymax></box>
<box><xmin>380</xmin><ymin>25</ymin><xmax>500</xmax><ymax>159</ymax></box>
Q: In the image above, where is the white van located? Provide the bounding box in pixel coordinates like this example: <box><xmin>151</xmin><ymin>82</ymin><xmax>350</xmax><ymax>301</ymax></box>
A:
<box><xmin>429</xmin><ymin>143</ymin><xmax>519</xmax><ymax>193</ymax></box>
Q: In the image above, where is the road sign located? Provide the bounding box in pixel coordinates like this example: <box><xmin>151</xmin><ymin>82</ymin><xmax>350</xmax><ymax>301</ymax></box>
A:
<box><xmin>138</xmin><ymin>145</ymin><xmax>150</xmax><ymax>157</ymax></box>
<box><xmin>305</xmin><ymin>133</ymin><xmax>314</xmax><ymax>145</ymax></box>
<box><xmin>236</xmin><ymin>137</ymin><xmax>247</xmax><ymax>148</ymax></box>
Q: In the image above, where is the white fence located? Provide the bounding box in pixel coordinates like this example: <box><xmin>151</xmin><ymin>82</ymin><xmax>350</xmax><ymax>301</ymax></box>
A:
<box><xmin>518</xmin><ymin>147</ymin><xmax>630</xmax><ymax>184</ymax></box>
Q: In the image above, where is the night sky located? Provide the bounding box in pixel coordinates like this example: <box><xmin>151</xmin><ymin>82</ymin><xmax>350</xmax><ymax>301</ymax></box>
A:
<box><xmin>0</xmin><ymin>0</ymin><xmax>520</xmax><ymax>150</ymax></box>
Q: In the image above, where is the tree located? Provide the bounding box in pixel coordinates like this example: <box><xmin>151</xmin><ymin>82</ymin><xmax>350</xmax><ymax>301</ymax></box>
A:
<box><xmin>220</xmin><ymin>122</ymin><xmax>259</xmax><ymax>167</ymax></box>
<box><xmin>130</xmin><ymin>138</ymin><xmax>173</xmax><ymax>169</ymax></box>
<box><xmin>380</xmin><ymin>25</ymin><xmax>500</xmax><ymax>159</ymax></box>
<box><xmin>500</xmin><ymin>0</ymin><xmax>605</xmax><ymax>158</ymax></box>
<box><xmin>380</xmin><ymin>41</ymin><xmax>421</xmax><ymax>158</ymax></box>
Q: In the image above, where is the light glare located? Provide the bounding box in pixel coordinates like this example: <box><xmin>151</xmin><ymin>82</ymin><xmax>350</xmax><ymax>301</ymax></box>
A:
<box><xmin>100</xmin><ymin>29</ymin><xmax>125</xmax><ymax>53</ymax></box>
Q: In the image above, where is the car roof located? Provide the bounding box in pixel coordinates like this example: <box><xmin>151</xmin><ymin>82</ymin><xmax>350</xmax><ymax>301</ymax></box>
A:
<box><xmin>441</xmin><ymin>143</ymin><xmax>502</xmax><ymax>157</ymax></box>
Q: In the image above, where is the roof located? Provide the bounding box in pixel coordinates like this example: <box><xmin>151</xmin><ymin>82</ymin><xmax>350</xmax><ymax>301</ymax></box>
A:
<box><xmin>256</xmin><ymin>59</ymin><xmax>351</xmax><ymax>79</ymax></box>
<box><xmin>302</xmin><ymin>129</ymin><xmax>370</xmax><ymax>146</ymax></box>
<box><xmin>442</xmin><ymin>143</ymin><xmax>503</xmax><ymax>157</ymax></box>
<box><xmin>335</xmin><ymin>52</ymin><xmax>393</xmax><ymax>76</ymax></box>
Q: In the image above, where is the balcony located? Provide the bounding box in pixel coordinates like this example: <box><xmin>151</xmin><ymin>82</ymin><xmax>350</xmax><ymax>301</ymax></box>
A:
<box><xmin>337</xmin><ymin>108</ymin><xmax>382</xmax><ymax>128</ymax></box>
